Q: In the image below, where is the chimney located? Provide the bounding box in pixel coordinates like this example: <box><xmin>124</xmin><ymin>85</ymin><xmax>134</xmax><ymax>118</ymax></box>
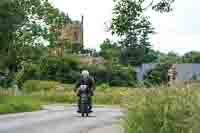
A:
<box><xmin>81</xmin><ymin>15</ymin><xmax>84</xmax><ymax>25</ymax></box>
<box><xmin>81</xmin><ymin>15</ymin><xmax>84</xmax><ymax>48</ymax></box>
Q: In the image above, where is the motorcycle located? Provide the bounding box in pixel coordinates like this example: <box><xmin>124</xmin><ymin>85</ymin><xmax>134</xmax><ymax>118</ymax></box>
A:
<box><xmin>78</xmin><ymin>85</ymin><xmax>90</xmax><ymax>117</ymax></box>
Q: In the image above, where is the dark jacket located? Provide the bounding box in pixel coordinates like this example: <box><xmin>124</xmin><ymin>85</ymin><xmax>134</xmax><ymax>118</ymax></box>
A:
<box><xmin>74</xmin><ymin>76</ymin><xmax>96</xmax><ymax>96</ymax></box>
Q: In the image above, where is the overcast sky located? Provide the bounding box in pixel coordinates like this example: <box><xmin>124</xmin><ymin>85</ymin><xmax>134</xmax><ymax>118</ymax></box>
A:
<box><xmin>52</xmin><ymin>0</ymin><xmax>200</xmax><ymax>55</ymax></box>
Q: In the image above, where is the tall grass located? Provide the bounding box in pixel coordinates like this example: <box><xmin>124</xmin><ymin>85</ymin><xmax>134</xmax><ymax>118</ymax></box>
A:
<box><xmin>123</xmin><ymin>88</ymin><xmax>200</xmax><ymax>133</ymax></box>
<box><xmin>23</xmin><ymin>82</ymin><xmax>128</xmax><ymax>105</ymax></box>
<box><xmin>29</xmin><ymin>90</ymin><xmax>125</xmax><ymax>105</ymax></box>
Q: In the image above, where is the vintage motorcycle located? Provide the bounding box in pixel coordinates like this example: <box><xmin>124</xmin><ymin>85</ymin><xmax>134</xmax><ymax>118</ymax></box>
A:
<box><xmin>78</xmin><ymin>85</ymin><xmax>90</xmax><ymax>117</ymax></box>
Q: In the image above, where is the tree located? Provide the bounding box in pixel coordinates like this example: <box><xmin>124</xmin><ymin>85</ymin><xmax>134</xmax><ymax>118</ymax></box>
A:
<box><xmin>0</xmin><ymin>0</ymin><xmax>28</xmax><ymax>72</ymax></box>
<box><xmin>182</xmin><ymin>51</ymin><xmax>200</xmax><ymax>63</ymax></box>
<box><xmin>42</xmin><ymin>2</ymin><xmax>71</xmax><ymax>47</ymax></box>
<box><xmin>111</xmin><ymin>0</ymin><xmax>155</xmax><ymax>66</ymax></box>
<box><xmin>111</xmin><ymin>0</ymin><xmax>175</xmax><ymax>66</ymax></box>
<box><xmin>0</xmin><ymin>0</ymin><xmax>72</xmax><ymax>87</ymax></box>
<box><xmin>99</xmin><ymin>39</ymin><xmax>120</xmax><ymax>64</ymax></box>
<box><xmin>0</xmin><ymin>0</ymin><xmax>71</xmax><ymax>70</ymax></box>
<box><xmin>151</xmin><ymin>0</ymin><xmax>175</xmax><ymax>13</ymax></box>
<box><xmin>158</xmin><ymin>51</ymin><xmax>182</xmax><ymax>64</ymax></box>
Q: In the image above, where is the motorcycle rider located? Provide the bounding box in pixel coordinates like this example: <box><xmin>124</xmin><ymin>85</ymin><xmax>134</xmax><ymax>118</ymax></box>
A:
<box><xmin>74</xmin><ymin>70</ymin><xmax>96</xmax><ymax>113</ymax></box>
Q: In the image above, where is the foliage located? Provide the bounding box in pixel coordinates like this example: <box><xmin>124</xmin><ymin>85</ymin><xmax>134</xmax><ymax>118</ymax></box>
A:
<box><xmin>182</xmin><ymin>51</ymin><xmax>200</xmax><ymax>63</ymax></box>
<box><xmin>82</xmin><ymin>64</ymin><xmax>110</xmax><ymax>84</ymax></box>
<box><xmin>144</xmin><ymin>64</ymin><xmax>171</xmax><ymax>86</ymax></box>
<box><xmin>12</xmin><ymin>54</ymin><xmax>136</xmax><ymax>87</ymax></box>
<box><xmin>111</xmin><ymin>0</ymin><xmax>175</xmax><ymax>66</ymax></box>
<box><xmin>159</xmin><ymin>51</ymin><xmax>182</xmax><ymax>64</ymax></box>
<box><xmin>71</xmin><ymin>43</ymin><xmax>83</xmax><ymax>54</ymax></box>
<box><xmin>13</xmin><ymin>55</ymin><xmax>81</xmax><ymax>87</ymax></box>
<box><xmin>111</xmin><ymin>0</ymin><xmax>158</xmax><ymax>66</ymax></box>
<box><xmin>39</xmin><ymin>55</ymin><xmax>81</xmax><ymax>83</ymax></box>
<box><xmin>0</xmin><ymin>0</ymin><xmax>71</xmax><ymax>79</ymax></box>
<box><xmin>15</xmin><ymin>63</ymin><xmax>41</xmax><ymax>89</ymax></box>
<box><xmin>124</xmin><ymin>88</ymin><xmax>200</xmax><ymax>133</ymax></box>
<box><xmin>99</xmin><ymin>39</ymin><xmax>120</xmax><ymax>63</ymax></box>
<box><xmin>152</xmin><ymin>0</ymin><xmax>175</xmax><ymax>13</ymax></box>
<box><xmin>109</xmin><ymin>65</ymin><xmax>136</xmax><ymax>86</ymax></box>
<box><xmin>81</xmin><ymin>64</ymin><xmax>136</xmax><ymax>86</ymax></box>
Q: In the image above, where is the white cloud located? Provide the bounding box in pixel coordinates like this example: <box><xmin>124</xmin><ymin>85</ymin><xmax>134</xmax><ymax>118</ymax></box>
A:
<box><xmin>148</xmin><ymin>0</ymin><xmax>200</xmax><ymax>54</ymax></box>
<box><xmin>151</xmin><ymin>32</ymin><xmax>200</xmax><ymax>55</ymax></box>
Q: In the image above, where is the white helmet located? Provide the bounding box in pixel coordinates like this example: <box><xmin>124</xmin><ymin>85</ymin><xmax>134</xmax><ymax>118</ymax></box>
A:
<box><xmin>81</xmin><ymin>70</ymin><xmax>89</xmax><ymax>78</ymax></box>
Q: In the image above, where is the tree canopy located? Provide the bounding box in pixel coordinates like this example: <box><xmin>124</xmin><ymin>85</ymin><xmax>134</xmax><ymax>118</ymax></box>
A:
<box><xmin>111</xmin><ymin>0</ymin><xmax>175</xmax><ymax>66</ymax></box>
<box><xmin>0</xmin><ymin>0</ymin><xmax>71</xmax><ymax>73</ymax></box>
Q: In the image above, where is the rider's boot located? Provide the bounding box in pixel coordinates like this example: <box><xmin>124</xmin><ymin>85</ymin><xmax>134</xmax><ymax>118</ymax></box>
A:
<box><xmin>88</xmin><ymin>97</ymin><xmax>93</xmax><ymax>113</ymax></box>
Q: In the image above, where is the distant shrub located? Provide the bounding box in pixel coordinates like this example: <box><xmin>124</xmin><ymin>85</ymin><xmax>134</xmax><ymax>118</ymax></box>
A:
<box><xmin>109</xmin><ymin>65</ymin><xmax>136</xmax><ymax>87</ymax></box>
<box><xmin>81</xmin><ymin>64</ymin><xmax>136</xmax><ymax>87</ymax></box>
<box><xmin>38</xmin><ymin>56</ymin><xmax>81</xmax><ymax>83</ymax></box>
<box><xmin>144</xmin><ymin>64</ymin><xmax>171</xmax><ymax>86</ymax></box>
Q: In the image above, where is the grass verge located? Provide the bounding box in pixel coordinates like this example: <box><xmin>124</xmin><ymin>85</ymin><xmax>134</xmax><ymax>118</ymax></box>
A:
<box><xmin>0</xmin><ymin>96</ymin><xmax>42</xmax><ymax>114</ymax></box>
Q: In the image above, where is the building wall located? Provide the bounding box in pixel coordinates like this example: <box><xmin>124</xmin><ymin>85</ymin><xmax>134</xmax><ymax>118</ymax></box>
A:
<box><xmin>60</xmin><ymin>16</ymin><xmax>84</xmax><ymax>47</ymax></box>
<box><xmin>136</xmin><ymin>63</ymin><xmax>200</xmax><ymax>81</ymax></box>
<box><xmin>175</xmin><ymin>64</ymin><xmax>200</xmax><ymax>80</ymax></box>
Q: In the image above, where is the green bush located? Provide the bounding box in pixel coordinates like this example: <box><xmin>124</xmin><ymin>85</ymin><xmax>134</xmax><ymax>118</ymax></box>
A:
<box><xmin>12</xmin><ymin>54</ymin><xmax>136</xmax><ymax>87</ymax></box>
<box><xmin>63</xmin><ymin>55</ymin><xmax>80</xmax><ymax>70</ymax></box>
<box><xmin>80</xmin><ymin>64</ymin><xmax>109</xmax><ymax>84</ymax></box>
<box><xmin>81</xmin><ymin>64</ymin><xmax>136</xmax><ymax>86</ymax></box>
<box><xmin>144</xmin><ymin>64</ymin><xmax>171</xmax><ymax>86</ymax></box>
<box><xmin>15</xmin><ymin>63</ymin><xmax>41</xmax><ymax>89</ymax></box>
<box><xmin>124</xmin><ymin>88</ymin><xmax>200</xmax><ymax>133</ymax></box>
<box><xmin>39</xmin><ymin>56</ymin><xmax>81</xmax><ymax>83</ymax></box>
<box><xmin>109</xmin><ymin>65</ymin><xmax>136</xmax><ymax>87</ymax></box>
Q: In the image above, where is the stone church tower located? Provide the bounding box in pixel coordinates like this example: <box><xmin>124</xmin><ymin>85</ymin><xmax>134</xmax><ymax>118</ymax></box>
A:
<box><xmin>49</xmin><ymin>16</ymin><xmax>84</xmax><ymax>56</ymax></box>
<box><xmin>60</xmin><ymin>16</ymin><xmax>84</xmax><ymax>47</ymax></box>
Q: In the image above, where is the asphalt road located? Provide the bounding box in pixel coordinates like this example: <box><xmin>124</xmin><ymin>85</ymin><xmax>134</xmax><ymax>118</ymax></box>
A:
<box><xmin>0</xmin><ymin>105</ymin><xmax>124</xmax><ymax>133</ymax></box>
